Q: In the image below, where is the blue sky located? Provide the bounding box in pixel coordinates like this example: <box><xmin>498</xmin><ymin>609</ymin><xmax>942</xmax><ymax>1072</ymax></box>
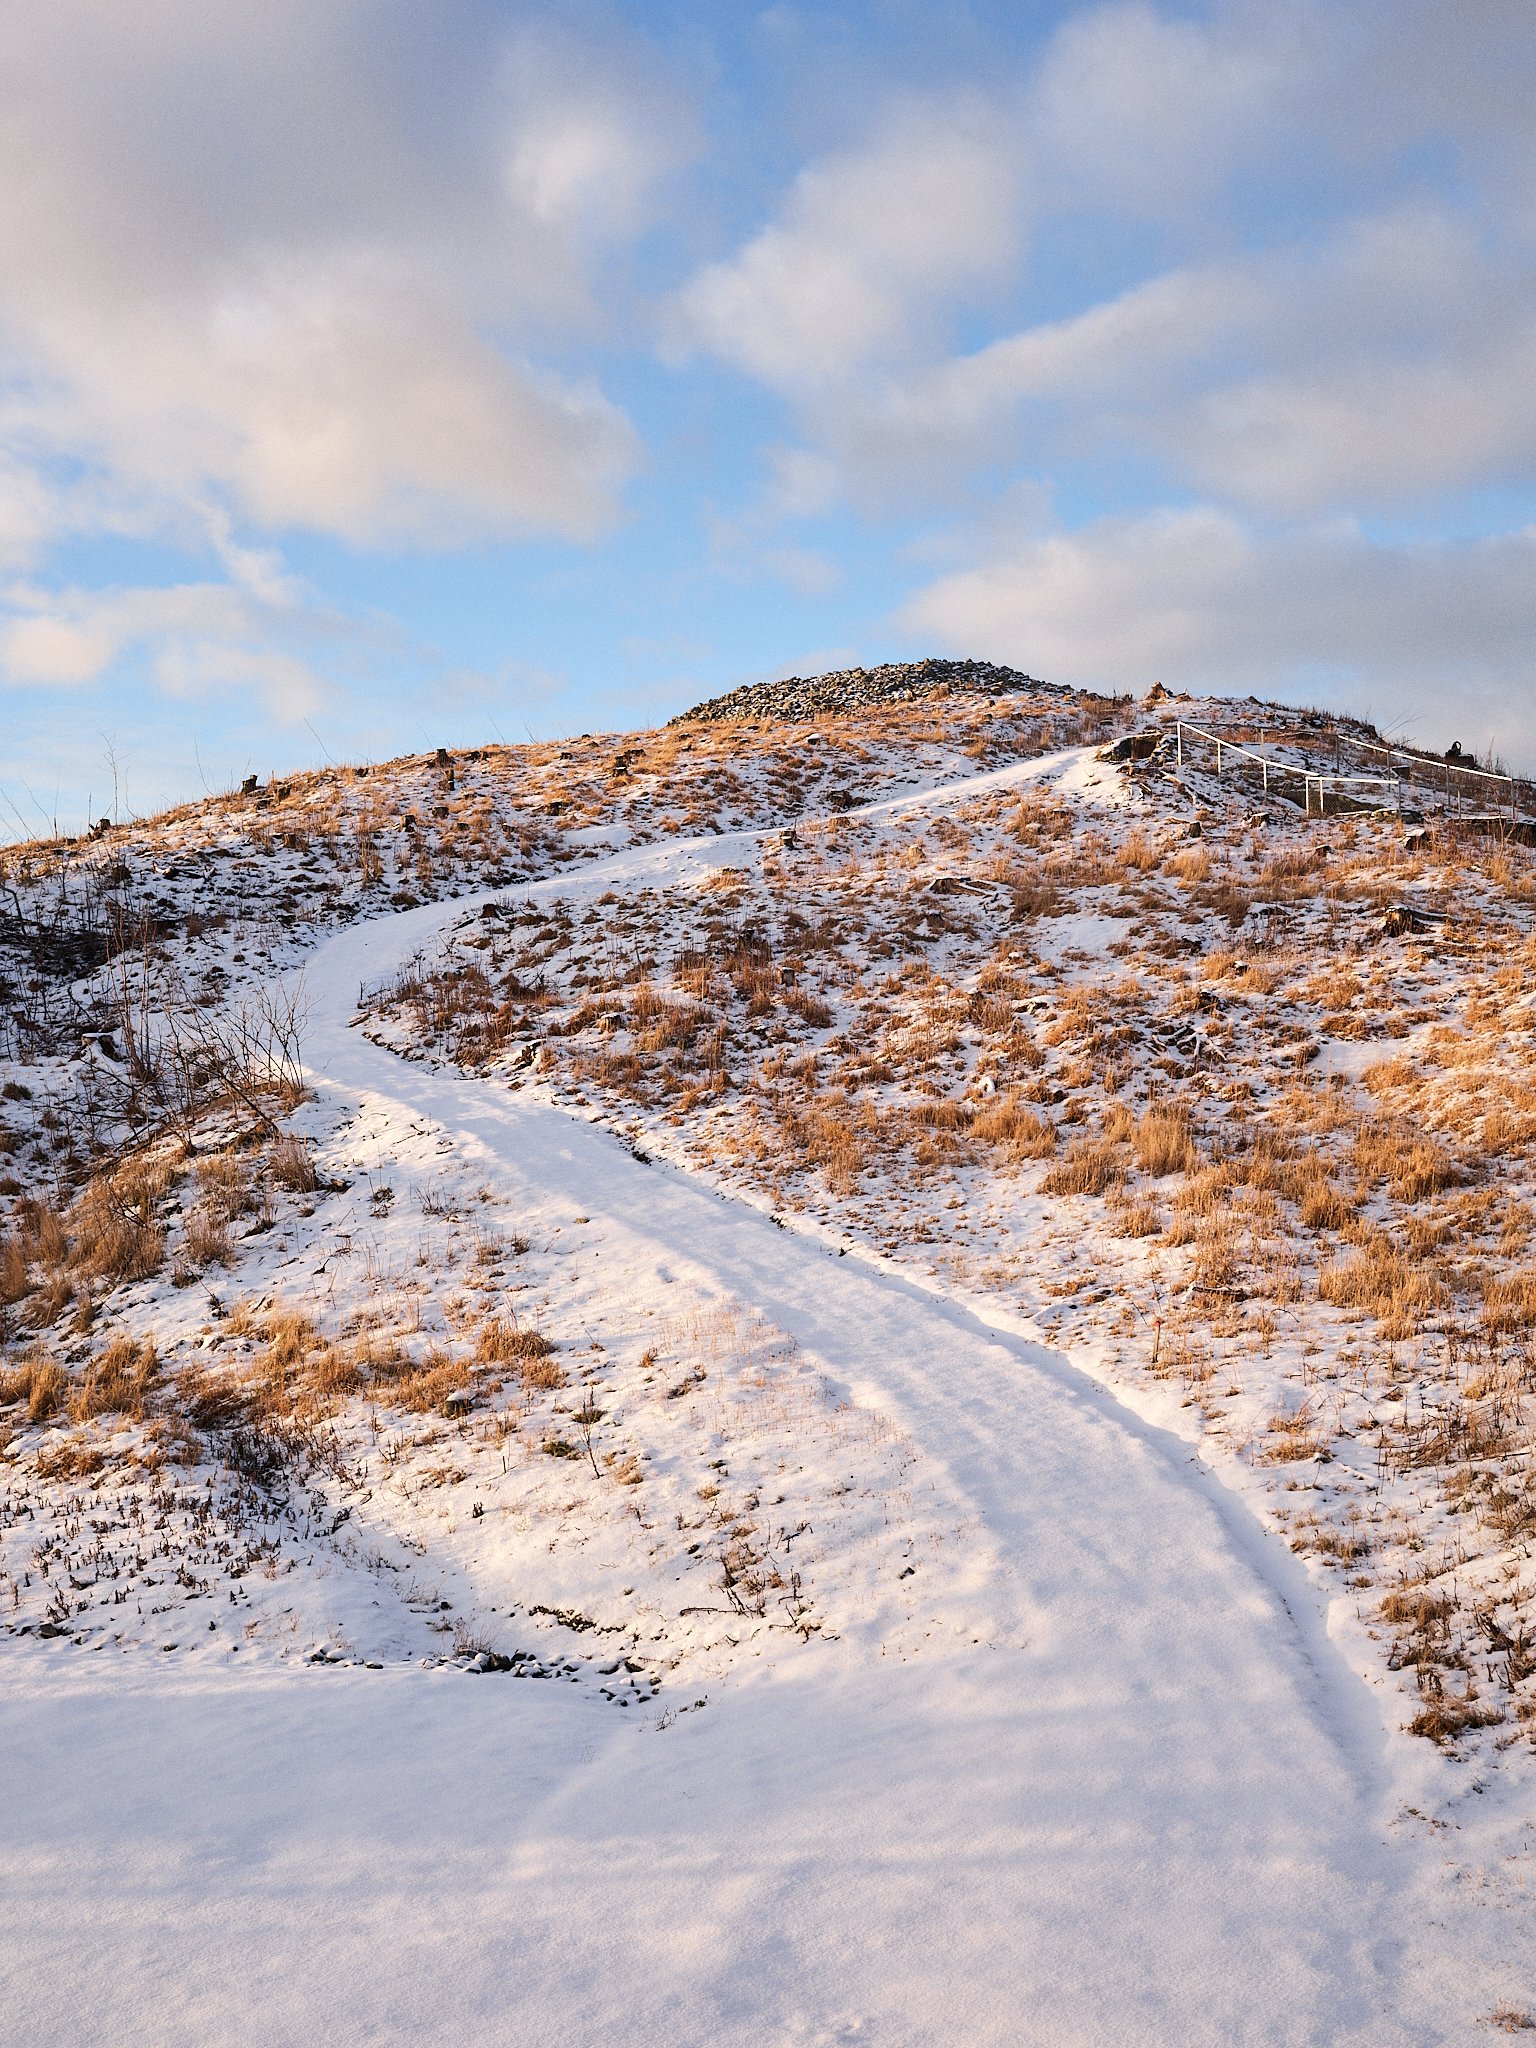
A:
<box><xmin>3</xmin><ymin>0</ymin><xmax>1536</xmax><ymax>835</ymax></box>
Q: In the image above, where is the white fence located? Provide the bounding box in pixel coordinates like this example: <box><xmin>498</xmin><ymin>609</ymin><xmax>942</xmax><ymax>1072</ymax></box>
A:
<box><xmin>1171</xmin><ymin>723</ymin><xmax>1401</xmax><ymax>814</ymax></box>
<box><xmin>1335</xmin><ymin>733</ymin><xmax>1532</xmax><ymax>824</ymax></box>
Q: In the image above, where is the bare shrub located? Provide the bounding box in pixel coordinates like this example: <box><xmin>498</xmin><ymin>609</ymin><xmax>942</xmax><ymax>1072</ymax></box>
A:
<box><xmin>106</xmin><ymin>942</ymin><xmax>308</xmax><ymax>1140</ymax></box>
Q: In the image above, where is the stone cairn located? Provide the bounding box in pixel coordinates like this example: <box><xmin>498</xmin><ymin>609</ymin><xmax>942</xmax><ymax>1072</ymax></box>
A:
<box><xmin>671</xmin><ymin>656</ymin><xmax>1055</xmax><ymax>725</ymax></box>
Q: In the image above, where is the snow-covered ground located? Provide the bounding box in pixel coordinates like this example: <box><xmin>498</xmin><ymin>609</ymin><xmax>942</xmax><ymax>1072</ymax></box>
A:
<box><xmin>7</xmin><ymin>702</ymin><xmax>1536</xmax><ymax>2041</ymax></box>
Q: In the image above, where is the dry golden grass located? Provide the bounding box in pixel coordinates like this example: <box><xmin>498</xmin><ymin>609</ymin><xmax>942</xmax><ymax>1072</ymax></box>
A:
<box><xmin>1408</xmin><ymin>1688</ymin><xmax>1503</xmax><ymax>1745</ymax></box>
<box><xmin>1189</xmin><ymin>1216</ymin><xmax>1240</xmax><ymax>1292</ymax></box>
<box><xmin>183</xmin><ymin>1210</ymin><xmax>234</xmax><ymax>1268</ymax></box>
<box><xmin>1042</xmin><ymin>1138</ymin><xmax>1125</xmax><ymax>1197</ymax></box>
<box><xmin>1260</xmin><ymin>1399</ymin><xmax>1326</xmax><ymax>1462</ymax></box>
<box><xmin>1318</xmin><ymin>1236</ymin><xmax>1445</xmax><ymax>1338</ymax></box>
<box><xmin>71</xmin><ymin>1334</ymin><xmax>158</xmax><ymax>1421</ymax></box>
<box><xmin>1299</xmin><ymin>1180</ymin><xmax>1354</xmax><ymax>1231</ymax></box>
<box><xmin>383</xmin><ymin>1348</ymin><xmax>468</xmax><ymax>1413</ymax></box>
<box><xmin>196</xmin><ymin>1152</ymin><xmax>253</xmax><ymax>1219</ymax></box>
<box><xmin>971</xmin><ymin>1092</ymin><xmax>1056</xmax><ymax>1159</ymax></box>
<box><xmin>1111</xmin><ymin>1196</ymin><xmax>1164</xmax><ymax>1238</ymax></box>
<box><xmin>1483</xmin><ymin>1270</ymin><xmax>1536</xmax><ymax>1334</ymax></box>
<box><xmin>0</xmin><ymin>1233</ymin><xmax>26</xmax><ymax>1305</ymax></box>
<box><xmin>476</xmin><ymin>1319</ymin><xmax>564</xmax><ymax>1389</ymax></box>
<box><xmin>1166</xmin><ymin>843</ymin><xmax>1212</xmax><ymax>884</ymax></box>
<box><xmin>1134</xmin><ymin>1105</ymin><xmax>1197</xmax><ymax>1178</ymax></box>
<box><xmin>1346</xmin><ymin>1129</ymin><xmax>1461</xmax><ymax>1202</ymax></box>
<box><xmin>0</xmin><ymin>1349</ymin><xmax>65</xmax><ymax>1421</ymax></box>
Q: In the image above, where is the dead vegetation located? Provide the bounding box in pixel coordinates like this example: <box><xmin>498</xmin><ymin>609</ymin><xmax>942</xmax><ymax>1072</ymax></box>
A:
<box><xmin>349</xmin><ymin>689</ymin><xmax>1536</xmax><ymax>1747</ymax></box>
<box><xmin>9</xmin><ymin>680</ymin><xmax>1536</xmax><ymax>1744</ymax></box>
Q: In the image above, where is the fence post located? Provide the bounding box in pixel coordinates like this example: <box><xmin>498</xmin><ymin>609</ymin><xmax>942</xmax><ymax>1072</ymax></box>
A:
<box><xmin>1262</xmin><ymin>755</ymin><xmax>1269</xmax><ymax>795</ymax></box>
<box><xmin>1176</xmin><ymin>725</ymin><xmax>1183</xmax><ymax>766</ymax></box>
<box><xmin>1216</xmin><ymin>740</ymin><xmax>1223</xmax><ymax>774</ymax></box>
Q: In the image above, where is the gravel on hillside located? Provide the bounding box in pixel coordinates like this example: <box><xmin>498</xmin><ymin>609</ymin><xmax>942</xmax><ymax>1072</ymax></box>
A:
<box><xmin>671</xmin><ymin>657</ymin><xmax>1057</xmax><ymax>724</ymax></box>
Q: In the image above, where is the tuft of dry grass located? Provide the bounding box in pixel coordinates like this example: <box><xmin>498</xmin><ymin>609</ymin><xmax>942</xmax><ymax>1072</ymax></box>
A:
<box><xmin>1408</xmin><ymin>1688</ymin><xmax>1502</xmax><ymax>1746</ymax></box>
<box><xmin>391</xmin><ymin>1349</ymin><xmax>474</xmax><ymax>1414</ymax></box>
<box><xmin>1299</xmin><ymin>1179</ymin><xmax>1355</xmax><ymax>1231</ymax></box>
<box><xmin>971</xmin><ymin>1092</ymin><xmax>1056</xmax><ymax>1159</ymax></box>
<box><xmin>1110</xmin><ymin>1196</ymin><xmax>1164</xmax><ymax>1238</ymax></box>
<box><xmin>1042</xmin><ymin>1138</ymin><xmax>1125</xmax><ymax>1198</ymax></box>
<box><xmin>1318</xmin><ymin>1236</ymin><xmax>1444</xmax><ymax>1338</ymax></box>
<box><xmin>477</xmin><ymin>1319</ymin><xmax>564</xmax><ymax>1389</ymax></box>
<box><xmin>183</xmin><ymin>1210</ymin><xmax>234</xmax><ymax>1268</ymax></box>
<box><xmin>71</xmin><ymin>1334</ymin><xmax>158</xmax><ymax>1421</ymax></box>
<box><xmin>1483</xmin><ymin>1270</ymin><xmax>1536</xmax><ymax>1334</ymax></box>
<box><xmin>0</xmin><ymin>1232</ymin><xmax>26</xmax><ymax>1305</ymax></box>
<box><xmin>0</xmin><ymin>1349</ymin><xmax>65</xmax><ymax>1422</ymax></box>
<box><xmin>268</xmin><ymin>1134</ymin><xmax>318</xmax><ymax>1193</ymax></box>
<box><xmin>1134</xmin><ymin>1106</ymin><xmax>1197</xmax><ymax>1178</ymax></box>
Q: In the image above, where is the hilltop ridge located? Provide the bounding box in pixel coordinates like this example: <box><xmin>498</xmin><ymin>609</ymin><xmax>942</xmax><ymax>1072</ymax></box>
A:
<box><xmin>671</xmin><ymin>655</ymin><xmax>1055</xmax><ymax>724</ymax></box>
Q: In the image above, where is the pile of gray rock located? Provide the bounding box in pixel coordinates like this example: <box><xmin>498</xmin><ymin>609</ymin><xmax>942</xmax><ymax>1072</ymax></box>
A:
<box><xmin>672</xmin><ymin>657</ymin><xmax>1054</xmax><ymax>724</ymax></box>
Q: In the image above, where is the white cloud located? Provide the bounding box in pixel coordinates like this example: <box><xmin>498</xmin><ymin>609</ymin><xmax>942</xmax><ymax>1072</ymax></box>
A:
<box><xmin>811</xmin><ymin>199</ymin><xmax>1536</xmax><ymax>521</ymax></box>
<box><xmin>0</xmin><ymin>582</ymin><xmax>247</xmax><ymax>687</ymax></box>
<box><xmin>1029</xmin><ymin>0</ymin><xmax>1299</xmax><ymax>217</ymax></box>
<box><xmin>0</xmin><ymin>3</ymin><xmax>679</xmax><ymax>548</ymax></box>
<box><xmin>675</xmin><ymin>101</ymin><xmax>1025</xmax><ymax>389</ymax></box>
<box><xmin>901</xmin><ymin>506</ymin><xmax>1536</xmax><ymax>768</ymax></box>
<box><xmin>1182</xmin><ymin>323</ymin><xmax>1536</xmax><ymax>513</ymax></box>
<box><xmin>154</xmin><ymin>643</ymin><xmax>328</xmax><ymax>723</ymax></box>
<box><xmin>0</xmin><ymin>575</ymin><xmax>339</xmax><ymax>722</ymax></box>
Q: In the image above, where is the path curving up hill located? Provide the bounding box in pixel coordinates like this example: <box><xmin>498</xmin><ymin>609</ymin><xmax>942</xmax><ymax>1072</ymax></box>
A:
<box><xmin>0</xmin><ymin>745</ymin><xmax>1508</xmax><ymax>2046</ymax></box>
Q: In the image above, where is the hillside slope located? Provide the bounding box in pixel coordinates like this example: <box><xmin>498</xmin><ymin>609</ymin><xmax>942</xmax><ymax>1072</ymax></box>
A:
<box><xmin>5</xmin><ymin>674</ymin><xmax>1536</xmax><ymax>2041</ymax></box>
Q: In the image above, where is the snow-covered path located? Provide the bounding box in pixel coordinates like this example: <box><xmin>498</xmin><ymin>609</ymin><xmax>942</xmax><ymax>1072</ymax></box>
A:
<box><xmin>0</xmin><ymin>756</ymin><xmax>1497</xmax><ymax>2043</ymax></box>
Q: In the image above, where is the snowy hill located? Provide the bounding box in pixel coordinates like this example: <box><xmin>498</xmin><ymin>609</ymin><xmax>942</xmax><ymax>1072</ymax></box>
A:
<box><xmin>5</xmin><ymin>671</ymin><xmax>1536</xmax><ymax>2042</ymax></box>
